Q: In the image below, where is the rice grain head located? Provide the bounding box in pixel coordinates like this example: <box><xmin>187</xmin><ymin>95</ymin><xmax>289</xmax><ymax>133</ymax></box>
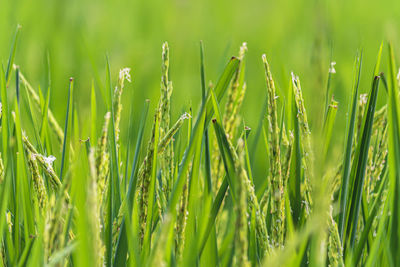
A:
<box><xmin>138</xmin><ymin>107</ymin><xmax>161</xmax><ymax>246</ymax></box>
<box><xmin>22</xmin><ymin>133</ymin><xmax>63</xmax><ymax>193</ymax></box>
<box><xmin>113</xmin><ymin>67</ymin><xmax>131</xmax><ymax>142</ymax></box>
<box><xmin>291</xmin><ymin>72</ymin><xmax>314</xmax><ymax>210</ymax></box>
<box><xmin>96</xmin><ymin>111</ymin><xmax>111</xmax><ymax>207</ymax></box>
<box><xmin>263</xmin><ymin>54</ymin><xmax>284</xmax><ymax>247</ymax></box>
<box><xmin>26</xmin><ymin>151</ymin><xmax>48</xmax><ymax>209</ymax></box>
<box><xmin>160</xmin><ymin>42</ymin><xmax>175</xmax><ymax>203</ymax></box>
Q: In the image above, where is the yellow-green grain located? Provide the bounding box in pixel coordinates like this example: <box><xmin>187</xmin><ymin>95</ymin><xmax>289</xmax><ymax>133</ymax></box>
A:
<box><xmin>160</xmin><ymin>42</ymin><xmax>175</xmax><ymax>203</ymax></box>
<box><xmin>291</xmin><ymin>72</ymin><xmax>313</xmax><ymax>210</ymax></box>
<box><xmin>113</xmin><ymin>68</ymin><xmax>131</xmax><ymax>142</ymax></box>
<box><xmin>22</xmin><ymin>133</ymin><xmax>62</xmax><ymax>193</ymax></box>
<box><xmin>138</xmin><ymin>107</ymin><xmax>161</xmax><ymax>245</ymax></box>
<box><xmin>96</xmin><ymin>112</ymin><xmax>111</xmax><ymax>206</ymax></box>
<box><xmin>263</xmin><ymin>54</ymin><xmax>284</xmax><ymax>247</ymax></box>
<box><xmin>26</xmin><ymin>151</ymin><xmax>48</xmax><ymax>209</ymax></box>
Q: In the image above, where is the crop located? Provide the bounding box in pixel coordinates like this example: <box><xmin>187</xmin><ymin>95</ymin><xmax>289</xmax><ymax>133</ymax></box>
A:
<box><xmin>0</xmin><ymin>26</ymin><xmax>399</xmax><ymax>266</ymax></box>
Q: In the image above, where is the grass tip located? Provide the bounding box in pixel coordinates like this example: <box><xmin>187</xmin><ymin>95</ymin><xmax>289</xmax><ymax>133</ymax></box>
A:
<box><xmin>262</xmin><ymin>54</ymin><xmax>267</xmax><ymax>62</ymax></box>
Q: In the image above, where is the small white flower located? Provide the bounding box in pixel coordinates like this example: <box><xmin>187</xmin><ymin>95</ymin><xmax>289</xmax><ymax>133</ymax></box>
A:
<box><xmin>291</xmin><ymin>72</ymin><xmax>299</xmax><ymax>84</ymax></box>
<box><xmin>181</xmin><ymin>112</ymin><xmax>192</xmax><ymax>120</ymax></box>
<box><xmin>104</xmin><ymin>112</ymin><xmax>111</xmax><ymax>120</ymax></box>
<box><xmin>329</xmin><ymin>61</ymin><xmax>336</xmax><ymax>74</ymax></box>
<box><xmin>44</xmin><ymin>155</ymin><xmax>56</xmax><ymax>167</ymax></box>
<box><xmin>359</xmin><ymin>93</ymin><xmax>368</xmax><ymax>105</ymax></box>
<box><xmin>119</xmin><ymin>68</ymin><xmax>131</xmax><ymax>83</ymax></box>
<box><xmin>240</xmin><ymin>42</ymin><xmax>248</xmax><ymax>57</ymax></box>
<box><xmin>262</xmin><ymin>54</ymin><xmax>267</xmax><ymax>62</ymax></box>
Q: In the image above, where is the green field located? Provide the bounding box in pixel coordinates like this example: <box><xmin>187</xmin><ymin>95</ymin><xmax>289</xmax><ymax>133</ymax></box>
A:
<box><xmin>0</xmin><ymin>0</ymin><xmax>400</xmax><ymax>266</ymax></box>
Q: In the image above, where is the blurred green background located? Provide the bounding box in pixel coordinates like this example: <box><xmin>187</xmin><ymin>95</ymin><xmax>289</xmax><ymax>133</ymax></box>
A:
<box><xmin>1</xmin><ymin>0</ymin><xmax>399</xmax><ymax>176</ymax></box>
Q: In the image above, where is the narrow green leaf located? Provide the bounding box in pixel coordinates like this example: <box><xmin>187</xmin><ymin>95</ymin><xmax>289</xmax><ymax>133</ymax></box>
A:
<box><xmin>39</xmin><ymin>80</ymin><xmax>51</xmax><ymax>145</ymax></box>
<box><xmin>5</xmin><ymin>25</ymin><xmax>21</xmax><ymax>86</ymax></box>
<box><xmin>354</xmin><ymin>169</ymin><xmax>388</xmax><ymax>263</ymax></box>
<box><xmin>113</xmin><ymin>102</ymin><xmax>149</xmax><ymax>266</ymax></box>
<box><xmin>338</xmin><ymin>51</ymin><xmax>362</xmax><ymax>241</ymax></box>
<box><xmin>59</xmin><ymin>78</ymin><xmax>74</xmax><ymax>181</ymax></box>
<box><xmin>14</xmin><ymin>99</ymin><xmax>35</xmax><ymax>254</ymax></box>
<box><xmin>386</xmin><ymin>42</ymin><xmax>400</xmax><ymax>263</ymax></box>
<box><xmin>91</xmin><ymin>81</ymin><xmax>97</xmax><ymax>143</ymax></box>
<box><xmin>347</xmin><ymin>75</ymin><xmax>380</xmax><ymax>248</ymax></box>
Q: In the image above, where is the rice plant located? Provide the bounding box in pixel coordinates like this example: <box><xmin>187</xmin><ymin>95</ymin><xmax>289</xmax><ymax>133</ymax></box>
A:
<box><xmin>0</xmin><ymin>26</ymin><xmax>399</xmax><ymax>267</ymax></box>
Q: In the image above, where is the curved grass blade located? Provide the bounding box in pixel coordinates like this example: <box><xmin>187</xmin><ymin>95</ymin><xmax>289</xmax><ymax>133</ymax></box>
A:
<box><xmin>353</xmin><ymin>169</ymin><xmax>388</xmax><ymax>264</ymax></box>
<box><xmin>200</xmin><ymin>41</ymin><xmax>212</xmax><ymax>194</ymax></box>
<box><xmin>1</xmin><ymin>67</ymin><xmax>10</xmax><ymax>161</ymax></box>
<box><xmin>199</xmin><ymin>41</ymin><xmax>219</xmax><ymax>266</ymax></box>
<box><xmin>205</xmin><ymin>57</ymin><xmax>240</xmax><ymax>126</ymax></box>
<box><xmin>104</xmin><ymin>55</ymin><xmax>121</xmax><ymax>267</ymax></box>
<box><xmin>198</xmin><ymin>178</ymin><xmax>229</xmax><ymax>256</ymax></box>
<box><xmin>338</xmin><ymin>51</ymin><xmax>362</xmax><ymax>241</ymax></box>
<box><xmin>39</xmin><ymin>81</ymin><xmax>51</xmax><ymax>145</ymax></box>
<box><xmin>212</xmin><ymin>121</ymin><xmax>237</xmax><ymax>200</ymax></box>
<box><xmin>91</xmin><ymin>81</ymin><xmax>97</xmax><ymax>143</ymax></box>
<box><xmin>386</xmin><ymin>42</ymin><xmax>400</xmax><ymax>263</ymax></box>
<box><xmin>113</xmin><ymin>94</ymin><xmax>150</xmax><ymax>267</ymax></box>
<box><xmin>347</xmin><ymin>75</ymin><xmax>380</xmax><ymax>249</ymax></box>
<box><xmin>59</xmin><ymin>78</ymin><xmax>74</xmax><ymax>181</ymax></box>
<box><xmin>14</xmin><ymin>99</ymin><xmax>35</xmax><ymax>254</ymax></box>
<box><xmin>15</xmin><ymin>66</ymin><xmax>20</xmax><ymax>105</ymax></box>
<box><xmin>0</xmin><ymin>161</ymin><xmax>12</xmax><ymax>262</ymax></box>
<box><xmin>5</xmin><ymin>25</ymin><xmax>21</xmax><ymax>86</ymax></box>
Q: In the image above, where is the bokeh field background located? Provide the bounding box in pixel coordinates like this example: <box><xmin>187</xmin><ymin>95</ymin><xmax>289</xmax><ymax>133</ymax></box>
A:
<box><xmin>1</xmin><ymin>0</ymin><xmax>399</xmax><ymax>180</ymax></box>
